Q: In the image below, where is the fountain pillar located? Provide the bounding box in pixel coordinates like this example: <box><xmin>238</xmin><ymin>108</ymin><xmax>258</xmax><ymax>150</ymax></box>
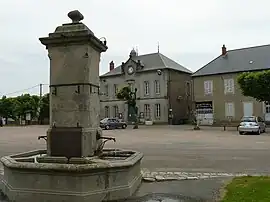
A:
<box><xmin>39</xmin><ymin>10</ymin><xmax>107</xmax><ymax>158</ymax></box>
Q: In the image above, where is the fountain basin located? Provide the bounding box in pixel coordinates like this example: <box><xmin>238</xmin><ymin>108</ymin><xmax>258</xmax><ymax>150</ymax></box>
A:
<box><xmin>0</xmin><ymin>149</ymin><xmax>143</xmax><ymax>202</ymax></box>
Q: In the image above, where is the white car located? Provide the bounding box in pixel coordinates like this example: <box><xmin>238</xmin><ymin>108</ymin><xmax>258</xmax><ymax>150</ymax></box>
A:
<box><xmin>238</xmin><ymin>116</ymin><xmax>266</xmax><ymax>135</ymax></box>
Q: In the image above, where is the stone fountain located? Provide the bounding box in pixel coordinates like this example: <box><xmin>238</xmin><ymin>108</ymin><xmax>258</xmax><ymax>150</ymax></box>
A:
<box><xmin>0</xmin><ymin>10</ymin><xmax>143</xmax><ymax>202</ymax></box>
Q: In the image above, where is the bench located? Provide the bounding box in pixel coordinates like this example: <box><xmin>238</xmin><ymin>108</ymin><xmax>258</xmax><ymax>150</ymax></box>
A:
<box><xmin>221</xmin><ymin>121</ymin><xmax>239</xmax><ymax>131</ymax></box>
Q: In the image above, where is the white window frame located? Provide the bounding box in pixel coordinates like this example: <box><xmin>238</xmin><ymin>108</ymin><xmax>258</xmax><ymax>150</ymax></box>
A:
<box><xmin>154</xmin><ymin>80</ymin><xmax>160</xmax><ymax>94</ymax></box>
<box><xmin>204</xmin><ymin>80</ymin><xmax>213</xmax><ymax>95</ymax></box>
<box><xmin>144</xmin><ymin>81</ymin><xmax>149</xmax><ymax>95</ymax></box>
<box><xmin>144</xmin><ymin>104</ymin><xmax>151</xmax><ymax>119</ymax></box>
<box><xmin>224</xmin><ymin>78</ymin><xmax>234</xmax><ymax>94</ymax></box>
<box><xmin>155</xmin><ymin>104</ymin><xmax>161</xmax><ymax>118</ymax></box>
<box><xmin>225</xmin><ymin>102</ymin><xmax>235</xmax><ymax>117</ymax></box>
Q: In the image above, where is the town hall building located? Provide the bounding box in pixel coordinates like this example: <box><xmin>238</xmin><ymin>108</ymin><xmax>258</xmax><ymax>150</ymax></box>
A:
<box><xmin>99</xmin><ymin>49</ymin><xmax>193</xmax><ymax>124</ymax></box>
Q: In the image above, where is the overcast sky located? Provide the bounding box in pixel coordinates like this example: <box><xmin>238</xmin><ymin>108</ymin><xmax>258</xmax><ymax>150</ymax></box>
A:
<box><xmin>1</xmin><ymin>0</ymin><xmax>270</xmax><ymax>97</ymax></box>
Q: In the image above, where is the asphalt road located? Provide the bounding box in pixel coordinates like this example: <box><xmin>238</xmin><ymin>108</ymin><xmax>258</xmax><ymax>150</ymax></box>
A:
<box><xmin>1</xmin><ymin>125</ymin><xmax>270</xmax><ymax>175</ymax></box>
<box><xmin>1</xmin><ymin>125</ymin><xmax>270</xmax><ymax>201</ymax></box>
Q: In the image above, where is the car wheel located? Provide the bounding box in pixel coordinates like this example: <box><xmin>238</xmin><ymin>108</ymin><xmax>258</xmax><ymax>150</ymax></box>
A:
<box><xmin>239</xmin><ymin>131</ymin><xmax>244</xmax><ymax>135</ymax></box>
<box><xmin>122</xmin><ymin>124</ymin><xmax>127</xmax><ymax>129</ymax></box>
<box><xmin>105</xmin><ymin>125</ymin><xmax>110</xmax><ymax>130</ymax></box>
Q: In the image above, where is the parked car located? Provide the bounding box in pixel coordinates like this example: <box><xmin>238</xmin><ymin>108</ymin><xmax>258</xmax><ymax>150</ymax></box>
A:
<box><xmin>238</xmin><ymin>116</ymin><xmax>266</xmax><ymax>135</ymax></box>
<box><xmin>100</xmin><ymin>118</ymin><xmax>127</xmax><ymax>130</ymax></box>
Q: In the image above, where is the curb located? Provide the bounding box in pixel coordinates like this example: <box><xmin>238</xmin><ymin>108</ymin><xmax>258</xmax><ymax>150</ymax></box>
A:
<box><xmin>141</xmin><ymin>171</ymin><xmax>250</xmax><ymax>182</ymax></box>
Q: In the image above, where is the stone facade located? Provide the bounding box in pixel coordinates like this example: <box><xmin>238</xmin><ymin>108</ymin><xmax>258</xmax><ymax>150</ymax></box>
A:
<box><xmin>193</xmin><ymin>73</ymin><xmax>266</xmax><ymax>124</ymax></box>
<box><xmin>192</xmin><ymin>44</ymin><xmax>270</xmax><ymax>124</ymax></box>
<box><xmin>39</xmin><ymin>11</ymin><xmax>107</xmax><ymax>157</ymax></box>
<box><xmin>100</xmin><ymin>51</ymin><xmax>192</xmax><ymax>124</ymax></box>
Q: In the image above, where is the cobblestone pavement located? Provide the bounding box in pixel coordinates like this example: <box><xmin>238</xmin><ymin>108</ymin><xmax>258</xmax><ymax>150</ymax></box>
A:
<box><xmin>141</xmin><ymin>169</ymin><xmax>249</xmax><ymax>182</ymax></box>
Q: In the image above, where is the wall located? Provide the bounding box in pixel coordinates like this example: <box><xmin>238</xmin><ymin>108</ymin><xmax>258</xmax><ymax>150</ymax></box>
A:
<box><xmin>48</xmin><ymin>44</ymin><xmax>100</xmax><ymax>128</ymax></box>
<box><xmin>193</xmin><ymin>73</ymin><xmax>264</xmax><ymax>123</ymax></box>
<box><xmin>168</xmin><ymin>70</ymin><xmax>192</xmax><ymax>123</ymax></box>
<box><xmin>99</xmin><ymin>65</ymin><xmax>169</xmax><ymax>123</ymax></box>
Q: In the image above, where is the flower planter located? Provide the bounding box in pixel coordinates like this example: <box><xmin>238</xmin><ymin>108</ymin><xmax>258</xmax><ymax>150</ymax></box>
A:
<box><xmin>145</xmin><ymin>120</ymin><xmax>153</xmax><ymax>125</ymax></box>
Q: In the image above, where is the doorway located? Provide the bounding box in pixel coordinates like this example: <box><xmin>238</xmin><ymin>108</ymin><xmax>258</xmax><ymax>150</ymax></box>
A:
<box><xmin>243</xmin><ymin>102</ymin><xmax>253</xmax><ymax>117</ymax></box>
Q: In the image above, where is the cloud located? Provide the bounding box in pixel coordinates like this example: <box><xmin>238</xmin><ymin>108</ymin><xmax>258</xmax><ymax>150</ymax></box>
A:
<box><xmin>1</xmin><ymin>0</ymin><xmax>270</xmax><ymax>96</ymax></box>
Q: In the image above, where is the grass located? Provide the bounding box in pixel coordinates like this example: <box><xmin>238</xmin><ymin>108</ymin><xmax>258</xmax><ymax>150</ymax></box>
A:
<box><xmin>222</xmin><ymin>176</ymin><xmax>270</xmax><ymax>202</ymax></box>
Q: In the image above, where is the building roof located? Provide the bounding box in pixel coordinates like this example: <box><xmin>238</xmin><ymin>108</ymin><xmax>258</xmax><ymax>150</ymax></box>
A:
<box><xmin>100</xmin><ymin>52</ymin><xmax>192</xmax><ymax>77</ymax></box>
<box><xmin>192</xmin><ymin>44</ymin><xmax>270</xmax><ymax>77</ymax></box>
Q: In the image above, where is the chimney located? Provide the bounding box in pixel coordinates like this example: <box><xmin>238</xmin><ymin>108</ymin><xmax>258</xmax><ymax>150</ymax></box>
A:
<box><xmin>222</xmin><ymin>44</ymin><xmax>227</xmax><ymax>56</ymax></box>
<box><xmin>109</xmin><ymin>61</ymin><xmax>114</xmax><ymax>71</ymax></box>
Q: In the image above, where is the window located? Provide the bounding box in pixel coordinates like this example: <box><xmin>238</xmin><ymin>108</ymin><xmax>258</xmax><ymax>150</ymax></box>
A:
<box><xmin>224</xmin><ymin>78</ymin><xmax>234</xmax><ymax>94</ymax></box>
<box><xmin>225</xmin><ymin>102</ymin><xmax>235</xmax><ymax>117</ymax></box>
<box><xmin>155</xmin><ymin>104</ymin><xmax>161</xmax><ymax>118</ymax></box>
<box><xmin>144</xmin><ymin>104</ymin><xmax>151</xmax><ymax>119</ymax></box>
<box><xmin>204</xmin><ymin>80</ymin><xmax>213</xmax><ymax>95</ymax></box>
<box><xmin>154</xmin><ymin>80</ymin><xmax>160</xmax><ymax>94</ymax></box>
<box><xmin>186</xmin><ymin>81</ymin><xmax>191</xmax><ymax>96</ymax></box>
<box><xmin>105</xmin><ymin>106</ymin><xmax>110</xmax><ymax>118</ymax></box>
<box><xmin>113</xmin><ymin>105</ymin><xmax>119</xmax><ymax>118</ymax></box>
<box><xmin>144</xmin><ymin>81</ymin><xmax>149</xmax><ymax>95</ymax></box>
<box><xmin>128</xmin><ymin>83</ymin><xmax>134</xmax><ymax>92</ymax></box>
<box><xmin>104</xmin><ymin>85</ymin><xmax>109</xmax><ymax>96</ymax></box>
<box><xmin>113</xmin><ymin>84</ymin><xmax>118</xmax><ymax>96</ymax></box>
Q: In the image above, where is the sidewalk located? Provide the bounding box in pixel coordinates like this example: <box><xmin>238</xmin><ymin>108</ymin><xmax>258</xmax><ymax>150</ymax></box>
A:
<box><xmin>0</xmin><ymin>173</ymin><xmax>229</xmax><ymax>202</ymax></box>
<box><xmin>130</xmin><ymin>177</ymin><xmax>228</xmax><ymax>202</ymax></box>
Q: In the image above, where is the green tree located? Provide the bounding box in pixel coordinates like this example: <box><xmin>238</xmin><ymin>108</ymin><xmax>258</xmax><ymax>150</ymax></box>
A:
<box><xmin>116</xmin><ymin>86</ymin><xmax>138</xmax><ymax>129</ymax></box>
<box><xmin>0</xmin><ymin>96</ymin><xmax>18</xmax><ymax>124</ymax></box>
<box><xmin>237</xmin><ymin>70</ymin><xmax>270</xmax><ymax>102</ymax></box>
<box><xmin>15</xmin><ymin>94</ymin><xmax>40</xmax><ymax>120</ymax></box>
<box><xmin>39</xmin><ymin>93</ymin><xmax>49</xmax><ymax>123</ymax></box>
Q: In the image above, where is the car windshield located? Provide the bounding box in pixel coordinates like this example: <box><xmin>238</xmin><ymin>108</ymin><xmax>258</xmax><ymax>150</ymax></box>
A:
<box><xmin>241</xmin><ymin>116</ymin><xmax>256</xmax><ymax>122</ymax></box>
<box><xmin>100</xmin><ymin>118</ymin><xmax>109</xmax><ymax>123</ymax></box>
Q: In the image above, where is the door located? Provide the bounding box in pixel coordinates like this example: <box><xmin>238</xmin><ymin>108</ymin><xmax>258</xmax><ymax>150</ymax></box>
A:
<box><xmin>128</xmin><ymin>105</ymin><xmax>136</xmax><ymax>123</ymax></box>
<box><xmin>243</xmin><ymin>102</ymin><xmax>253</xmax><ymax>116</ymax></box>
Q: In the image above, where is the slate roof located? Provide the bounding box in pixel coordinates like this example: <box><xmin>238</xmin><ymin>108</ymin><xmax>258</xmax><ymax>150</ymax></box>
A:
<box><xmin>192</xmin><ymin>44</ymin><xmax>270</xmax><ymax>77</ymax></box>
<box><xmin>100</xmin><ymin>52</ymin><xmax>192</xmax><ymax>77</ymax></box>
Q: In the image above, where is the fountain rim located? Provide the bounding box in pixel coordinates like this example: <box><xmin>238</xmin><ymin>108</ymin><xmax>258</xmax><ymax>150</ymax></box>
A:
<box><xmin>0</xmin><ymin>149</ymin><xmax>143</xmax><ymax>173</ymax></box>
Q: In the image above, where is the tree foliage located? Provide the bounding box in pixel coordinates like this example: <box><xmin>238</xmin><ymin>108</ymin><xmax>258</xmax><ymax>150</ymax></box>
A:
<box><xmin>0</xmin><ymin>96</ymin><xmax>17</xmax><ymax>120</ymax></box>
<box><xmin>116</xmin><ymin>86</ymin><xmax>136</xmax><ymax>106</ymax></box>
<box><xmin>39</xmin><ymin>93</ymin><xmax>50</xmax><ymax>121</ymax></box>
<box><xmin>237</xmin><ymin>70</ymin><xmax>270</xmax><ymax>102</ymax></box>
<box><xmin>0</xmin><ymin>93</ymin><xmax>50</xmax><ymax>123</ymax></box>
<box><xmin>116</xmin><ymin>86</ymin><xmax>138</xmax><ymax>128</ymax></box>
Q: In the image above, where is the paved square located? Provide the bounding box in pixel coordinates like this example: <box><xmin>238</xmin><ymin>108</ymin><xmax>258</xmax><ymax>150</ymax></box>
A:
<box><xmin>1</xmin><ymin>125</ymin><xmax>270</xmax><ymax>175</ymax></box>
